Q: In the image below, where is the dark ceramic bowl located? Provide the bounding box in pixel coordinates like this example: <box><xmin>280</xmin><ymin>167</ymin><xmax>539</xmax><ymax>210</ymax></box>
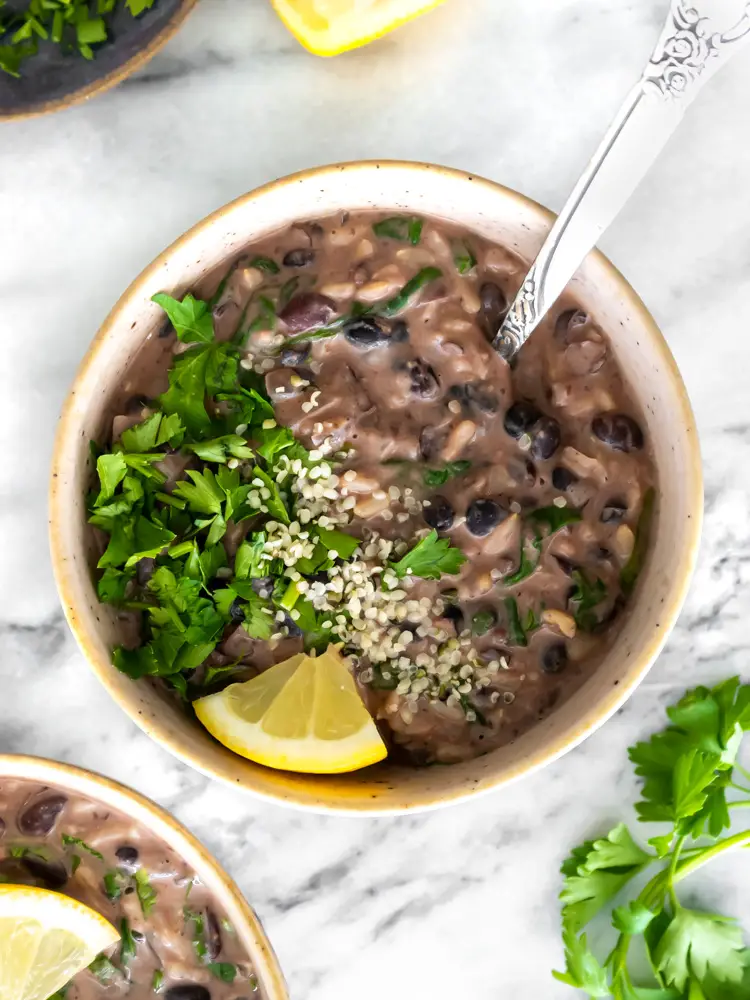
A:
<box><xmin>0</xmin><ymin>0</ymin><xmax>195</xmax><ymax>120</ymax></box>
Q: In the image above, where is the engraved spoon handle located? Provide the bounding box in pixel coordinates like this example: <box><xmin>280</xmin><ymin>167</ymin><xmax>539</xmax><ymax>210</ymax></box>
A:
<box><xmin>494</xmin><ymin>0</ymin><xmax>750</xmax><ymax>359</ymax></box>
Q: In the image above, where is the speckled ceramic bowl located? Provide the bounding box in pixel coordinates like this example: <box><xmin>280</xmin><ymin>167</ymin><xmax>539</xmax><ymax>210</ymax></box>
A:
<box><xmin>0</xmin><ymin>754</ymin><xmax>287</xmax><ymax>999</ymax></box>
<box><xmin>0</xmin><ymin>0</ymin><xmax>195</xmax><ymax>121</ymax></box>
<box><xmin>49</xmin><ymin>161</ymin><xmax>703</xmax><ymax>814</ymax></box>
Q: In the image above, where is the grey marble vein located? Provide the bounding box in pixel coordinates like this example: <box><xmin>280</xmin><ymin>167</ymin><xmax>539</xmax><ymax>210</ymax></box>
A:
<box><xmin>1</xmin><ymin>0</ymin><xmax>750</xmax><ymax>997</ymax></box>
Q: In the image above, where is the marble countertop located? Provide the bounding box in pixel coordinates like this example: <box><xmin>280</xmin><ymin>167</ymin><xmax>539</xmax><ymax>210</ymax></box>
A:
<box><xmin>2</xmin><ymin>0</ymin><xmax>750</xmax><ymax>996</ymax></box>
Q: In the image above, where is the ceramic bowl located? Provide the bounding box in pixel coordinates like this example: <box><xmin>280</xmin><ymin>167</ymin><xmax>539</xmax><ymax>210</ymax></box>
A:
<box><xmin>0</xmin><ymin>0</ymin><xmax>195</xmax><ymax>121</ymax></box>
<box><xmin>49</xmin><ymin>161</ymin><xmax>703</xmax><ymax>814</ymax></box>
<box><xmin>0</xmin><ymin>753</ymin><xmax>287</xmax><ymax>999</ymax></box>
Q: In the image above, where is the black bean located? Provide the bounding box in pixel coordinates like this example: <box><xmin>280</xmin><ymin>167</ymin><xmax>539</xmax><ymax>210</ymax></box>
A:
<box><xmin>424</xmin><ymin>496</ymin><xmax>454</xmax><ymax>532</ymax></box>
<box><xmin>343</xmin><ymin>317</ymin><xmax>387</xmax><ymax>348</ymax></box>
<box><xmin>136</xmin><ymin>557</ymin><xmax>155</xmax><ymax>587</ymax></box>
<box><xmin>250</xmin><ymin>576</ymin><xmax>275</xmax><ymax>596</ymax></box>
<box><xmin>283</xmin><ymin>615</ymin><xmax>303</xmax><ymax>638</ymax></box>
<box><xmin>229</xmin><ymin>598</ymin><xmax>245</xmax><ymax>623</ymax></box>
<box><xmin>450</xmin><ymin>382</ymin><xmax>498</xmax><ymax>414</ymax></box>
<box><xmin>22</xmin><ymin>856</ymin><xmax>68</xmax><ymax>890</ymax></box>
<box><xmin>479</xmin><ymin>281</ymin><xmax>507</xmax><ymax>338</ymax></box>
<box><xmin>205</xmin><ymin>909</ymin><xmax>223</xmax><ymax>962</ymax></box>
<box><xmin>158</xmin><ymin>320</ymin><xmax>173</xmax><ymax>339</ymax></box>
<box><xmin>279</xmin><ymin>293</ymin><xmax>336</xmax><ymax>334</ymax></box>
<box><xmin>407</xmin><ymin>360</ymin><xmax>439</xmax><ymax>398</ymax></box>
<box><xmin>552</xmin><ymin>466</ymin><xmax>578</xmax><ymax>491</ymax></box>
<box><xmin>125</xmin><ymin>394</ymin><xmax>151</xmax><ymax>414</ymax></box>
<box><xmin>283</xmin><ymin>248</ymin><xmax>315</xmax><ymax>268</ymax></box>
<box><xmin>503</xmin><ymin>401</ymin><xmax>540</xmax><ymax>439</ymax></box>
<box><xmin>554</xmin><ymin>309</ymin><xmax>588</xmax><ymax>341</ymax></box>
<box><xmin>592</xmin><ymin>413</ymin><xmax>644</xmax><ymax>452</ymax></box>
<box><xmin>115</xmin><ymin>845</ymin><xmax>139</xmax><ymax>867</ymax></box>
<box><xmin>165</xmin><ymin>987</ymin><xmax>211</xmax><ymax>1000</ymax></box>
<box><xmin>18</xmin><ymin>794</ymin><xmax>67</xmax><ymax>836</ymax></box>
<box><xmin>0</xmin><ymin>856</ymin><xmax>65</xmax><ymax>889</ymax></box>
<box><xmin>542</xmin><ymin>642</ymin><xmax>568</xmax><ymax>674</ymax></box>
<box><xmin>530</xmin><ymin>416</ymin><xmax>561</xmax><ymax>461</ymax></box>
<box><xmin>466</xmin><ymin>499</ymin><xmax>505</xmax><ymax>537</ymax></box>
<box><xmin>441</xmin><ymin>603</ymin><xmax>464</xmax><ymax>628</ymax></box>
<box><xmin>390</xmin><ymin>320</ymin><xmax>409</xmax><ymax>343</ymax></box>
<box><xmin>0</xmin><ymin>817</ymin><xmax>5</xmax><ymax>838</ymax></box>
<box><xmin>601</xmin><ymin>499</ymin><xmax>628</xmax><ymax>523</ymax></box>
<box><xmin>279</xmin><ymin>346</ymin><xmax>310</xmax><ymax>367</ymax></box>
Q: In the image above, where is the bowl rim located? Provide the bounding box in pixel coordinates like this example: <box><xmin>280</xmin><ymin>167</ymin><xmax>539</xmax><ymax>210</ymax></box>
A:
<box><xmin>0</xmin><ymin>0</ymin><xmax>196</xmax><ymax>123</ymax></box>
<box><xmin>49</xmin><ymin>158</ymin><xmax>704</xmax><ymax>815</ymax></box>
<box><xmin>0</xmin><ymin>752</ymin><xmax>288</xmax><ymax>999</ymax></box>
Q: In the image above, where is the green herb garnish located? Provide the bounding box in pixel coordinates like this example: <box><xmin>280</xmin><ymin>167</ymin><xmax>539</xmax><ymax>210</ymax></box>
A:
<box><xmin>134</xmin><ymin>867</ymin><xmax>157</xmax><ymax>917</ymax></box>
<box><xmin>103</xmin><ymin>870</ymin><xmax>126</xmax><ymax>901</ymax></box>
<box><xmin>151</xmin><ymin>970</ymin><xmax>164</xmax><ymax>993</ymax></box>
<box><xmin>61</xmin><ymin>834</ymin><xmax>104</xmax><ymax>861</ymax></box>
<box><xmin>0</xmin><ymin>0</ymin><xmax>156</xmax><ymax>78</ymax></box>
<box><xmin>389</xmin><ymin>530</ymin><xmax>467</xmax><ymax>580</ymax></box>
<box><xmin>249</xmin><ymin>256</ymin><xmax>280</xmax><ymax>274</ymax></box>
<box><xmin>452</xmin><ymin>242</ymin><xmax>477</xmax><ymax>274</ymax></box>
<box><xmin>423</xmin><ymin>460</ymin><xmax>471</xmax><ymax>487</ymax></box>
<box><xmin>504</xmin><ymin>533</ymin><xmax>543</xmax><ymax>586</ymax></box>
<box><xmin>527</xmin><ymin>506</ymin><xmax>582</xmax><ymax>534</ymax></box>
<box><xmin>569</xmin><ymin>570</ymin><xmax>607</xmax><ymax>632</ymax></box>
<box><xmin>554</xmin><ymin>676</ymin><xmax>750</xmax><ymax>999</ymax></box>
<box><xmin>383</xmin><ymin>267</ymin><xmax>442</xmax><ymax>316</ymax></box>
<box><xmin>208</xmin><ymin>963</ymin><xmax>238</xmax><ymax>983</ymax></box>
<box><xmin>151</xmin><ymin>293</ymin><xmax>214</xmax><ymax>344</ymax></box>
<box><xmin>372</xmin><ymin>216</ymin><xmax>423</xmax><ymax>244</ymax></box>
<box><xmin>119</xmin><ymin>917</ymin><xmax>137</xmax><ymax>964</ymax></box>
<box><xmin>89</xmin><ymin>955</ymin><xmax>120</xmax><ymax>984</ymax></box>
<box><xmin>503</xmin><ymin>597</ymin><xmax>527</xmax><ymax>646</ymax></box>
<box><xmin>471</xmin><ymin>609</ymin><xmax>496</xmax><ymax>636</ymax></box>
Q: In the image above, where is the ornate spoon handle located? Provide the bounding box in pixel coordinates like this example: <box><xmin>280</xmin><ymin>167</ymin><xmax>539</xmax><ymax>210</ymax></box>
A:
<box><xmin>494</xmin><ymin>0</ymin><xmax>750</xmax><ymax>359</ymax></box>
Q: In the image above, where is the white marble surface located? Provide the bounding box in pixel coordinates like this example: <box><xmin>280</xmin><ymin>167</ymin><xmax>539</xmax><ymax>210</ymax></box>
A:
<box><xmin>2</xmin><ymin>0</ymin><xmax>750</xmax><ymax>996</ymax></box>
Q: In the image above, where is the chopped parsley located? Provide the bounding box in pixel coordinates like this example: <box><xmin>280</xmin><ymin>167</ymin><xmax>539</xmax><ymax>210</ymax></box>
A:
<box><xmin>0</xmin><ymin>0</ymin><xmax>156</xmax><ymax>78</ymax></box>
<box><xmin>135</xmin><ymin>867</ymin><xmax>158</xmax><ymax>916</ymax></box>
<box><xmin>452</xmin><ymin>241</ymin><xmax>477</xmax><ymax>274</ymax></box>
<box><xmin>61</xmin><ymin>833</ymin><xmax>104</xmax><ymax>860</ymax></box>
<box><xmin>389</xmin><ymin>530</ymin><xmax>467</xmax><ymax>580</ymax></box>
<box><xmin>423</xmin><ymin>460</ymin><xmax>471</xmax><ymax>487</ymax></box>
<box><xmin>503</xmin><ymin>597</ymin><xmax>528</xmax><ymax>647</ymax></box>
<box><xmin>208</xmin><ymin>963</ymin><xmax>238</xmax><ymax>983</ymax></box>
<box><xmin>88</xmin><ymin>955</ymin><xmax>120</xmax><ymax>984</ymax></box>
<box><xmin>151</xmin><ymin>970</ymin><xmax>164</xmax><ymax>993</ymax></box>
<box><xmin>372</xmin><ymin>216</ymin><xmax>423</xmax><ymax>244</ymax></box>
<box><xmin>569</xmin><ymin>570</ymin><xmax>607</xmax><ymax>632</ymax></box>
<box><xmin>119</xmin><ymin>917</ymin><xmax>137</xmax><ymax>964</ymax></box>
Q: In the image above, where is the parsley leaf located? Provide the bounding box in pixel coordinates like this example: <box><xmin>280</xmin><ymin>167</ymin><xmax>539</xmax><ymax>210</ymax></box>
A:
<box><xmin>152</xmin><ymin>292</ymin><xmax>215</xmax><ymax>344</ymax></box>
<box><xmin>159</xmin><ymin>342</ymin><xmax>239</xmax><ymax>438</ymax></box>
<box><xmin>316</xmin><ymin>527</ymin><xmax>359</xmax><ymax>561</ymax></box>
<box><xmin>423</xmin><ymin>460</ymin><xmax>471</xmax><ymax>487</ymax></box>
<box><xmin>208</xmin><ymin>963</ymin><xmax>237</xmax><ymax>984</ymax></box>
<box><xmin>135</xmin><ymin>868</ymin><xmax>158</xmax><ymax>916</ymax></box>
<box><xmin>527</xmin><ymin>506</ymin><xmax>582</xmax><ymax>533</ymax></box>
<box><xmin>383</xmin><ymin>268</ymin><xmax>442</xmax><ymax>316</ymax></box>
<box><xmin>389</xmin><ymin>530</ymin><xmax>467</xmax><ymax>580</ymax></box>
<box><xmin>120</xmin><ymin>412</ymin><xmax>185</xmax><ymax>453</ymax></box>
<box><xmin>656</xmin><ymin>909</ymin><xmax>746</xmax><ymax>992</ymax></box>
<box><xmin>172</xmin><ymin>470</ymin><xmax>225</xmax><ymax>515</ymax></box>
<box><xmin>184</xmin><ymin>435</ymin><xmax>254</xmax><ymax>464</ymax></box>
<box><xmin>119</xmin><ymin>917</ymin><xmax>137</xmax><ymax>963</ymax></box>
<box><xmin>372</xmin><ymin>216</ymin><xmax>423</xmax><ymax>244</ymax></box>
<box><xmin>452</xmin><ymin>241</ymin><xmax>477</xmax><ymax>275</ymax></box>
<box><xmin>503</xmin><ymin>597</ymin><xmax>527</xmax><ymax>647</ymax></box>
<box><xmin>552</xmin><ymin>923</ymin><xmax>609</xmax><ymax>997</ymax></box>
<box><xmin>569</xmin><ymin>569</ymin><xmax>607</xmax><ymax>632</ymax></box>
<box><xmin>61</xmin><ymin>834</ymin><xmax>104</xmax><ymax>860</ymax></box>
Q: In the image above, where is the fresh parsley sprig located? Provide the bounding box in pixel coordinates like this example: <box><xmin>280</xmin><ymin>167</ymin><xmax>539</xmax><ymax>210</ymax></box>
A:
<box><xmin>555</xmin><ymin>676</ymin><xmax>750</xmax><ymax>999</ymax></box>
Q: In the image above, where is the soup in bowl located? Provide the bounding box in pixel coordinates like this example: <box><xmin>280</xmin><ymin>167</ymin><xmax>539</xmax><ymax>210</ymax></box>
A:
<box><xmin>49</xmin><ymin>161</ymin><xmax>702</xmax><ymax>812</ymax></box>
<box><xmin>0</xmin><ymin>755</ymin><xmax>287</xmax><ymax>998</ymax></box>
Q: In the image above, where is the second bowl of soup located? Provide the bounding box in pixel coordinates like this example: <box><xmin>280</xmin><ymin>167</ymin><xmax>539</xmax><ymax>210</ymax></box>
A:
<box><xmin>50</xmin><ymin>161</ymin><xmax>702</xmax><ymax>812</ymax></box>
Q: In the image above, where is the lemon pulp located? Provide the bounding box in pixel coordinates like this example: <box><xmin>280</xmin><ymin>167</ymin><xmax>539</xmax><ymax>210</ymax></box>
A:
<box><xmin>0</xmin><ymin>885</ymin><xmax>119</xmax><ymax>1000</ymax></box>
<box><xmin>270</xmin><ymin>0</ymin><xmax>448</xmax><ymax>56</ymax></box>
<box><xmin>194</xmin><ymin>647</ymin><xmax>387</xmax><ymax>773</ymax></box>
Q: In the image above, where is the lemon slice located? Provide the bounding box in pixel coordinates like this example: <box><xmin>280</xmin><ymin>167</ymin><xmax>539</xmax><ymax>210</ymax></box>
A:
<box><xmin>194</xmin><ymin>647</ymin><xmax>388</xmax><ymax>773</ymax></box>
<box><xmin>270</xmin><ymin>0</ymin><xmax>448</xmax><ymax>56</ymax></box>
<box><xmin>0</xmin><ymin>885</ymin><xmax>119</xmax><ymax>1000</ymax></box>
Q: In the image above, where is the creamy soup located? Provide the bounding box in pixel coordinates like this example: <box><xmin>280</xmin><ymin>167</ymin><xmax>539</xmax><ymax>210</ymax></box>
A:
<box><xmin>88</xmin><ymin>210</ymin><xmax>655</xmax><ymax>765</ymax></box>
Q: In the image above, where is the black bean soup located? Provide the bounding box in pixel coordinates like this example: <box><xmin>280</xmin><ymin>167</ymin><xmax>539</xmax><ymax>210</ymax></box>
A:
<box><xmin>95</xmin><ymin>210</ymin><xmax>655</xmax><ymax>765</ymax></box>
<box><xmin>0</xmin><ymin>779</ymin><xmax>258</xmax><ymax>998</ymax></box>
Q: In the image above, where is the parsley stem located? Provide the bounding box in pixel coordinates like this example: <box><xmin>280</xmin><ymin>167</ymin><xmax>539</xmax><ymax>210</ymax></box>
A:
<box><xmin>667</xmin><ymin>834</ymin><xmax>686</xmax><ymax>912</ymax></box>
<box><xmin>729</xmin><ymin>799</ymin><xmax>750</xmax><ymax>808</ymax></box>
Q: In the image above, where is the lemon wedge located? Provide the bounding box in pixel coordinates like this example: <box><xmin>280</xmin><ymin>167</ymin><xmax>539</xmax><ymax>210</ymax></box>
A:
<box><xmin>0</xmin><ymin>884</ymin><xmax>119</xmax><ymax>1000</ymax></box>
<box><xmin>194</xmin><ymin>647</ymin><xmax>388</xmax><ymax>773</ymax></box>
<box><xmin>269</xmin><ymin>0</ymin><xmax>448</xmax><ymax>57</ymax></box>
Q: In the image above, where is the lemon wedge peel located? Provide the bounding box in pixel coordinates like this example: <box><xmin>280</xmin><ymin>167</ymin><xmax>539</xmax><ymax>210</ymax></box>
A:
<box><xmin>270</xmin><ymin>0</ymin><xmax>448</xmax><ymax>57</ymax></box>
<box><xmin>194</xmin><ymin>647</ymin><xmax>387</xmax><ymax>774</ymax></box>
<box><xmin>0</xmin><ymin>884</ymin><xmax>119</xmax><ymax>1000</ymax></box>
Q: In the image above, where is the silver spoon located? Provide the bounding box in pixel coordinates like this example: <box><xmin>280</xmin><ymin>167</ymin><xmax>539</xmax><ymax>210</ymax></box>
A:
<box><xmin>494</xmin><ymin>0</ymin><xmax>750</xmax><ymax>360</ymax></box>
